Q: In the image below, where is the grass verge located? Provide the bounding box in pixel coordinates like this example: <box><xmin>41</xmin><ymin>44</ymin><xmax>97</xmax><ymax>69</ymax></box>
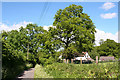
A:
<box><xmin>44</xmin><ymin>62</ymin><xmax>119</xmax><ymax>78</ymax></box>
<box><xmin>34</xmin><ymin>64</ymin><xmax>53</xmax><ymax>78</ymax></box>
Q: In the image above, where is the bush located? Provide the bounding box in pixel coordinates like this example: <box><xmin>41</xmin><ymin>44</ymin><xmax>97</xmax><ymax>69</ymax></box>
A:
<box><xmin>2</xmin><ymin>57</ymin><xmax>25</xmax><ymax>79</ymax></box>
<box><xmin>24</xmin><ymin>62</ymin><xmax>33</xmax><ymax>70</ymax></box>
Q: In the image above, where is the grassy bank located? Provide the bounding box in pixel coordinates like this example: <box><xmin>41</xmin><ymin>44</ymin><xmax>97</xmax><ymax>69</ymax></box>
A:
<box><xmin>34</xmin><ymin>64</ymin><xmax>53</xmax><ymax>78</ymax></box>
<box><xmin>43</xmin><ymin>62</ymin><xmax>119</xmax><ymax>78</ymax></box>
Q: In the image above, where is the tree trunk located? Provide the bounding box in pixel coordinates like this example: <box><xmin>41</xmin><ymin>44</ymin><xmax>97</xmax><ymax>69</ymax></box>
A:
<box><xmin>27</xmin><ymin>44</ymin><xmax>29</xmax><ymax>60</ymax></box>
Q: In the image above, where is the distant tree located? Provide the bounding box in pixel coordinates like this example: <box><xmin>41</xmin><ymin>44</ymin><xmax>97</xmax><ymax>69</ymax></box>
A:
<box><xmin>19</xmin><ymin>24</ymin><xmax>40</xmax><ymax>65</ymax></box>
<box><xmin>19</xmin><ymin>24</ymin><xmax>47</xmax><ymax>65</ymax></box>
<box><xmin>49</xmin><ymin>4</ymin><xmax>96</xmax><ymax>60</ymax></box>
<box><xmin>37</xmin><ymin>29</ymin><xmax>60</xmax><ymax>65</ymax></box>
<box><xmin>89</xmin><ymin>46</ymin><xmax>99</xmax><ymax>60</ymax></box>
<box><xmin>118</xmin><ymin>43</ymin><xmax>120</xmax><ymax>59</ymax></box>
<box><xmin>97</xmin><ymin>39</ymin><xmax>119</xmax><ymax>58</ymax></box>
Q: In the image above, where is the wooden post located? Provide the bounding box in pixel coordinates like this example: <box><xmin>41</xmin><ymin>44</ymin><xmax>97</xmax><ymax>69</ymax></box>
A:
<box><xmin>80</xmin><ymin>58</ymin><xmax>82</xmax><ymax>64</ymax></box>
<box><xmin>71</xmin><ymin>59</ymin><xmax>73</xmax><ymax>64</ymax></box>
<box><xmin>27</xmin><ymin>44</ymin><xmax>29</xmax><ymax>60</ymax></box>
<box><xmin>96</xmin><ymin>56</ymin><xmax>98</xmax><ymax>64</ymax></box>
<box><xmin>64</xmin><ymin>59</ymin><xmax>66</xmax><ymax>63</ymax></box>
<box><xmin>67</xmin><ymin>59</ymin><xmax>69</xmax><ymax>64</ymax></box>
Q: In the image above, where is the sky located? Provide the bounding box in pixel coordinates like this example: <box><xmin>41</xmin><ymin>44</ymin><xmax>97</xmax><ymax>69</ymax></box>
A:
<box><xmin>0</xmin><ymin>2</ymin><xmax>118</xmax><ymax>46</ymax></box>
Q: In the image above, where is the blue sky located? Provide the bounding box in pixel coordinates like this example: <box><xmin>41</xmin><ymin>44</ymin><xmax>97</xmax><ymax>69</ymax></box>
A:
<box><xmin>2</xmin><ymin>2</ymin><xmax>118</xmax><ymax>34</ymax></box>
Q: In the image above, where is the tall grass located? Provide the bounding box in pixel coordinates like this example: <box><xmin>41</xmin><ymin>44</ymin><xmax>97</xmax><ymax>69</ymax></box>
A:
<box><xmin>44</xmin><ymin>62</ymin><xmax>119</xmax><ymax>78</ymax></box>
<box><xmin>34</xmin><ymin>64</ymin><xmax>53</xmax><ymax>78</ymax></box>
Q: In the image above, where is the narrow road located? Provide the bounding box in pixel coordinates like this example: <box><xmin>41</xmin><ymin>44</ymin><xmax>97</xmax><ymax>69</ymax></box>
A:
<box><xmin>17</xmin><ymin>68</ymin><xmax>35</xmax><ymax>80</ymax></box>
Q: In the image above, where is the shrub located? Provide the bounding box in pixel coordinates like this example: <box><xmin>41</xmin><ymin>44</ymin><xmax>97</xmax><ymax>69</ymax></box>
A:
<box><xmin>2</xmin><ymin>57</ymin><xmax>25</xmax><ymax>79</ymax></box>
<box><xmin>24</xmin><ymin>62</ymin><xmax>33</xmax><ymax>70</ymax></box>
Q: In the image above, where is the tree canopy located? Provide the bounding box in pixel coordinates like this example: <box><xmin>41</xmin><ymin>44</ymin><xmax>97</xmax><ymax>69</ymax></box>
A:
<box><xmin>97</xmin><ymin>39</ymin><xmax>119</xmax><ymax>58</ymax></box>
<box><xmin>49</xmin><ymin>4</ymin><xmax>96</xmax><ymax>59</ymax></box>
<box><xmin>89</xmin><ymin>39</ymin><xmax>119</xmax><ymax>60</ymax></box>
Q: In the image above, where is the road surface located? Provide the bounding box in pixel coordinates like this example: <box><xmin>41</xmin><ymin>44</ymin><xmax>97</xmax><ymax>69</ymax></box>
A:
<box><xmin>17</xmin><ymin>68</ymin><xmax>35</xmax><ymax>80</ymax></box>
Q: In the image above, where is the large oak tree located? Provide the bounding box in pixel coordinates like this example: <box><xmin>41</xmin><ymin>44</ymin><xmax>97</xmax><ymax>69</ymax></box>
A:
<box><xmin>50</xmin><ymin>4</ymin><xmax>96</xmax><ymax>59</ymax></box>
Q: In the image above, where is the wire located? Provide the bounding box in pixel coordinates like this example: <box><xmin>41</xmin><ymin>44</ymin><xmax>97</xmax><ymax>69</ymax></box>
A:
<box><xmin>38</xmin><ymin>1</ymin><xmax>49</xmax><ymax>26</ymax></box>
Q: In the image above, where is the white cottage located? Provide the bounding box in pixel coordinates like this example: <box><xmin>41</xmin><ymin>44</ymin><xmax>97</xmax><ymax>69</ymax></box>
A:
<box><xmin>59</xmin><ymin>52</ymin><xmax>92</xmax><ymax>61</ymax></box>
<box><xmin>74</xmin><ymin>52</ymin><xmax>90</xmax><ymax>61</ymax></box>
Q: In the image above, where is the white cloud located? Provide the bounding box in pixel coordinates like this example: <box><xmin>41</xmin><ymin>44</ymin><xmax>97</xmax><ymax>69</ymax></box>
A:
<box><xmin>43</xmin><ymin>25</ymin><xmax>52</xmax><ymax>31</ymax></box>
<box><xmin>0</xmin><ymin>22</ymin><xmax>56</xmax><ymax>32</ymax></box>
<box><xmin>95</xmin><ymin>29</ymin><xmax>118</xmax><ymax>46</ymax></box>
<box><xmin>43</xmin><ymin>25</ymin><xmax>56</xmax><ymax>31</ymax></box>
<box><xmin>0</xmin><ymin>21</ymin><xmax>32</xmax><ymax>32</ymax></box>
<box><xmin>101</xmin><ymin>2</ymin><xmax>115</xmax><ymax>10</ymax></box>
<box><xmin>100</xmin><ymin>13</ymin><xmax>117</xmax><ymax>19</ymax></box>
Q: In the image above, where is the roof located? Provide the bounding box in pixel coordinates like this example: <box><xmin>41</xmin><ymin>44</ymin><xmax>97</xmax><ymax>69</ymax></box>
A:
<box><xmin>99</xmin><ymin>56</ymin><xmax>115</xmax><ymax>61</ymax></box>
<box><xmin>87</xmin><ymin>58</ymin><xmax>94</xmax><ymax>61</ymax></box>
